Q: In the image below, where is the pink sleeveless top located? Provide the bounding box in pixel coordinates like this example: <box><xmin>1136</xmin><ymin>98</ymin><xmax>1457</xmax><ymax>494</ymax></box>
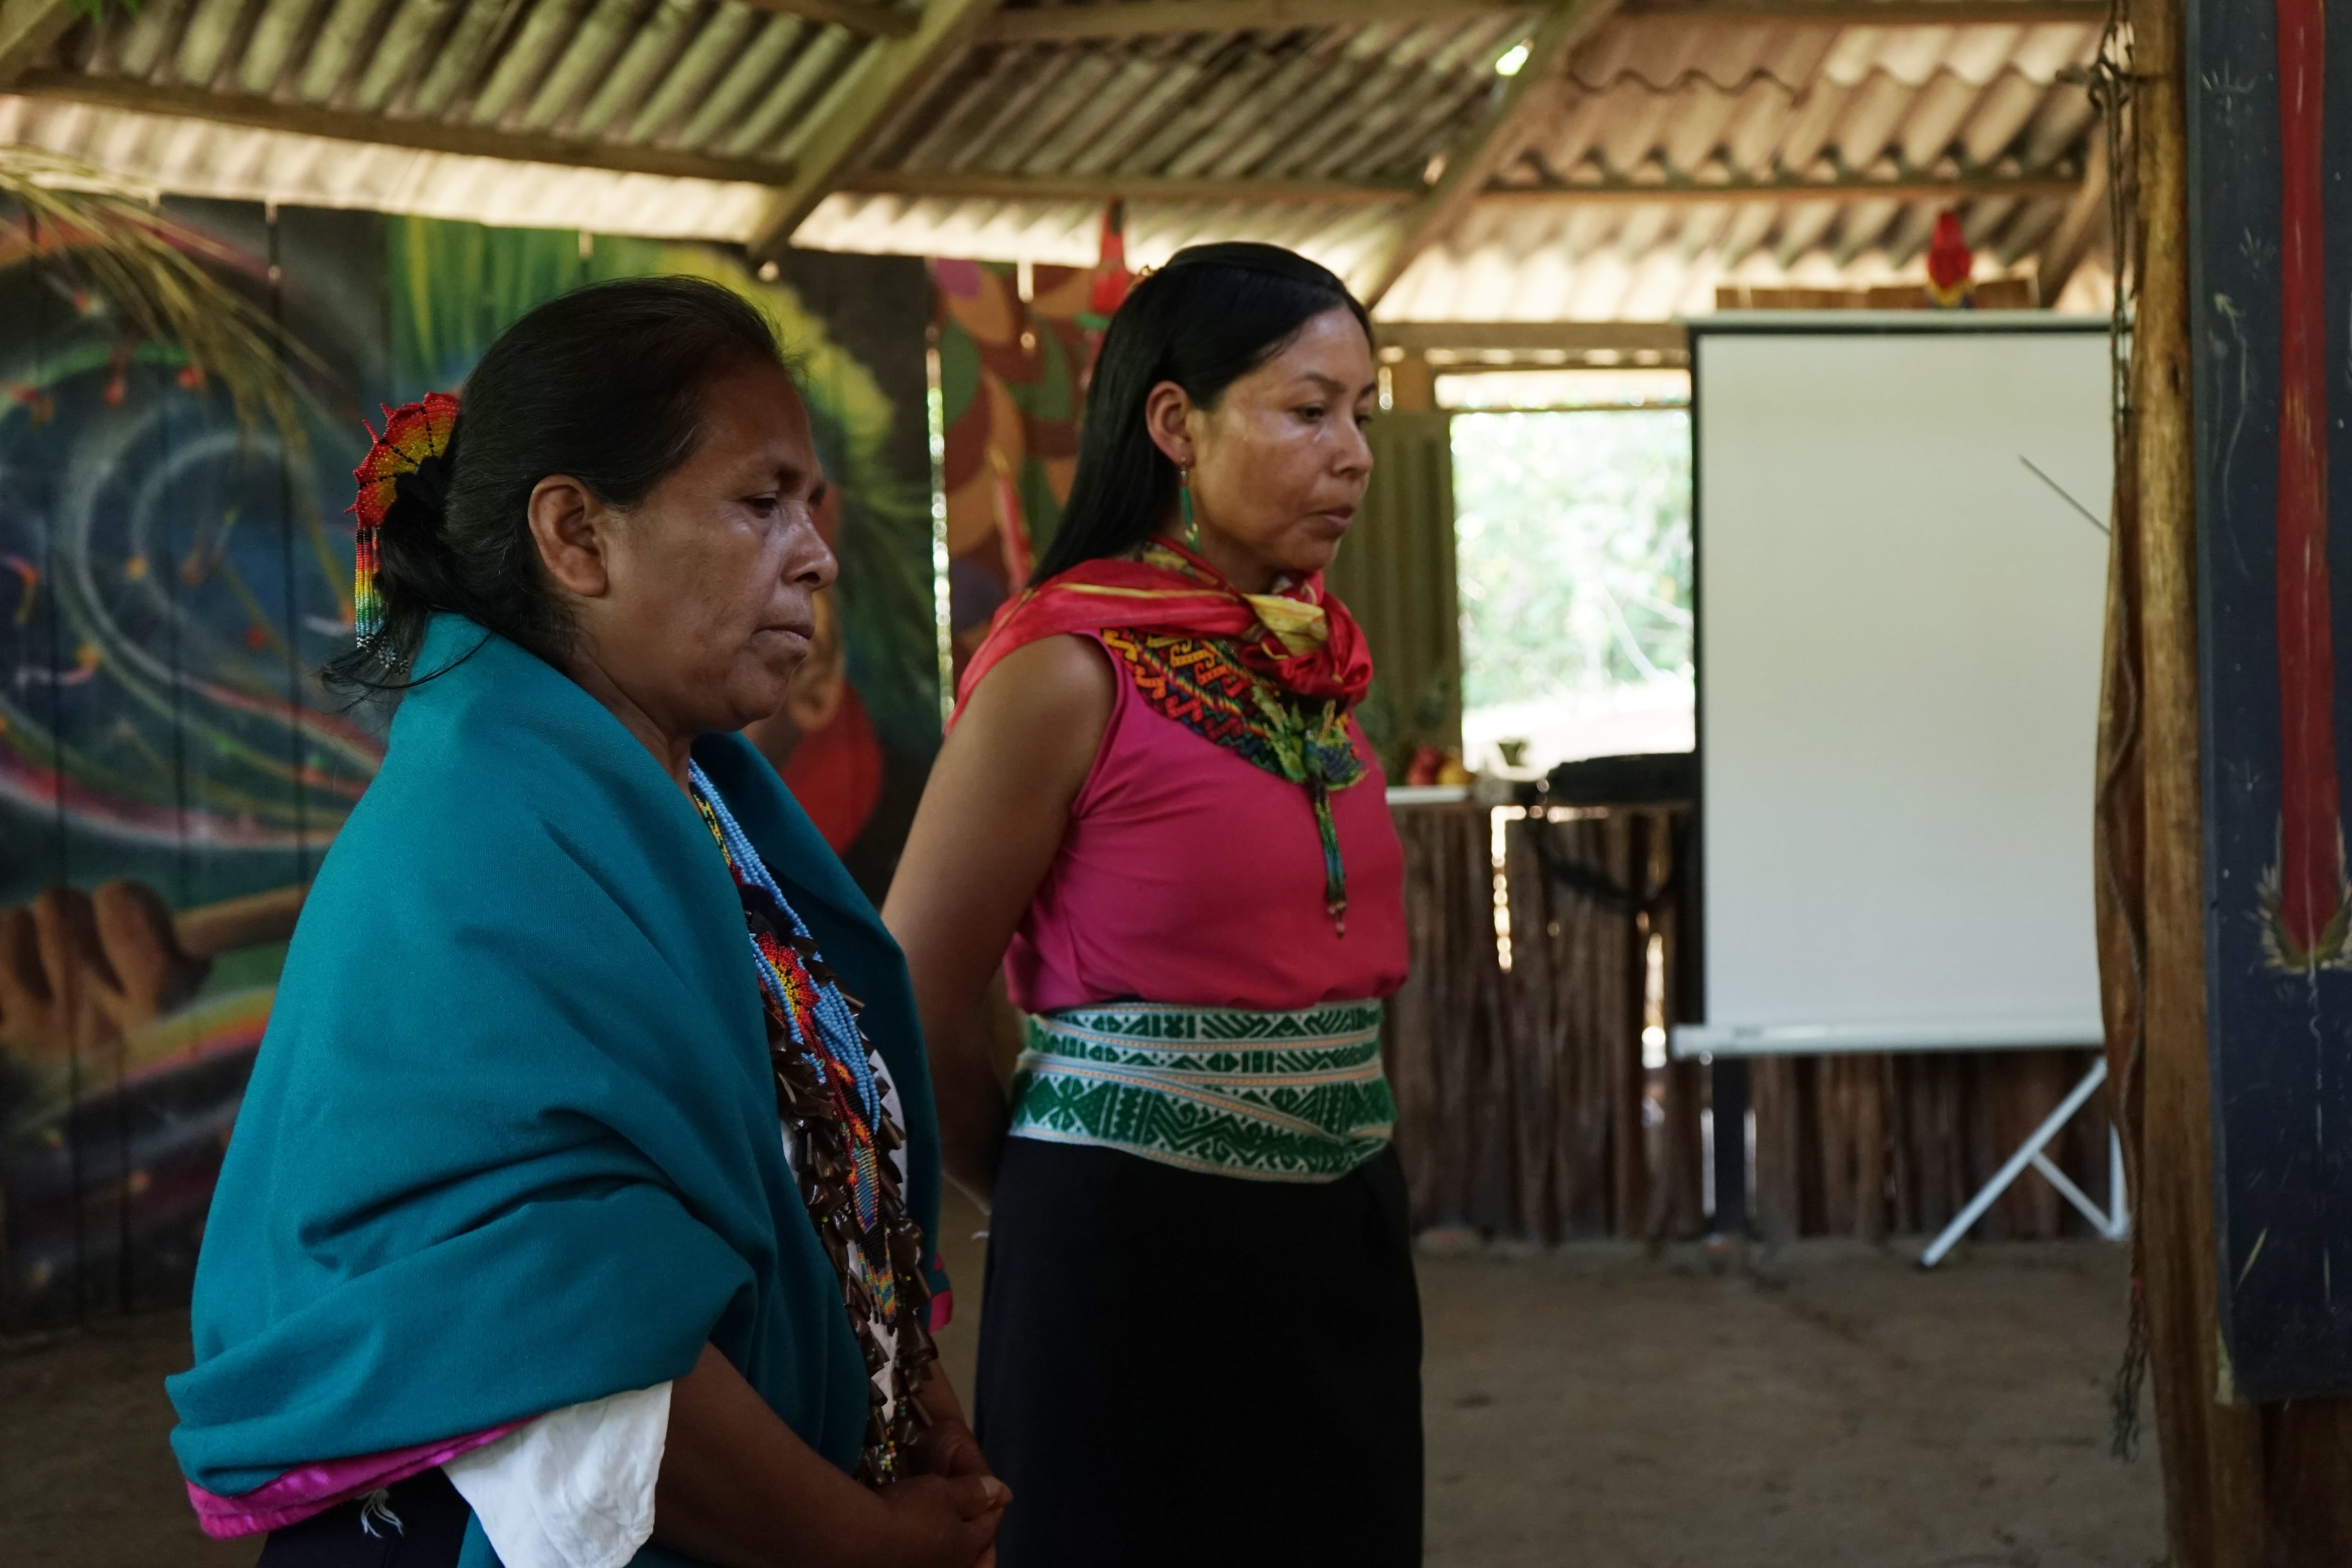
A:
<box><xmin>1004</xmin><ymin>635</ymin><xmax>1409</xmax><ymax>1014</ymax></box>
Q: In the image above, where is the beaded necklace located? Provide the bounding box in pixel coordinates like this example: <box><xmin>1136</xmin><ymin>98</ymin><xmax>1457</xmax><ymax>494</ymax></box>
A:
<box><xmin>686</xmin><ymin>762</ymin><xmax>936</xmax><ymax>1484</ymax></box>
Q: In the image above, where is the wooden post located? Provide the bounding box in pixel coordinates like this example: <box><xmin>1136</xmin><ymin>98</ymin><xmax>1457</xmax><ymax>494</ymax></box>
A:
<box><xmin>2132</xmin><ymin>0</ymin><xmax>2352</xmax><ymax>1548</ymax></box>
<box><xmin>1385</xmin><ymin>353</ymin><xmax>1435</xmax><ymax>414</ymax></box>
<box><xmin>2131</xmin><ymin>0</ymin><xmax>2352</xmax><ymax>1535</ymax></box>
<box><xmin>2130</xmin><ymin>0</ymin><xmax>2271</xmax><ymax>1557</ymax></box>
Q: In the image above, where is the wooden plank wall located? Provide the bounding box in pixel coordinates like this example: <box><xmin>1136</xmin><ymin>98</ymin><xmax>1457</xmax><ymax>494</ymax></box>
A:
<box><xmin>1385</xmin><ymin>800</ymin><xmax>1509</xmax><ymax>1234</ymax></box>
<box><xmin>1385</xmin><ymin>799</ymin><xmax>2114</xmax><ymax>1245</ymax></box>
<box><xmin>1749</xmin><ymin>1051</ymin><xmax>2114</xmax><ymax>1245</ymax></box>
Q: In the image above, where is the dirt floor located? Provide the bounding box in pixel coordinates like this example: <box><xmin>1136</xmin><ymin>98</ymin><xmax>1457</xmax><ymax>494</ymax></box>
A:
<box><xmin>1</xmin><ymin>1191</ymin><xmax>2162</xmax><ymax>1568</ymax></box>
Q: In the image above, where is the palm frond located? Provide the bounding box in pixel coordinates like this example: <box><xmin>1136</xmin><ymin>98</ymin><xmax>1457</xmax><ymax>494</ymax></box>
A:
<box><xmin>0</xmin><ymin>145</ymin><xmax>327</xmax><ymax>470</ymax></box>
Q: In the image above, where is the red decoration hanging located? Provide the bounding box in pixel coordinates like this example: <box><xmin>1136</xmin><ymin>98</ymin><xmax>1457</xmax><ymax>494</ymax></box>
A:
<box><xmin>2265</xmin><ymin>0</ymin><xmax>2347</xmax><ymax>970</ymax></box>
<box><xmin>1925</xmin><ymin>210</ymin><xmax>1974</xmax><ymax>308</ymax></box>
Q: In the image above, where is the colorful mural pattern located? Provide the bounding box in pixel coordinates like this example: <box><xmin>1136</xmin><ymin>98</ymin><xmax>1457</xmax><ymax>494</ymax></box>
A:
<box><xmin>932</xmin><ymin>260</ymin><xmax>1100</xmax><ymax>677</ymax></box>
<box><xmin>0</xmin><ymin>203</ymin><xmax>937</xmax><ymax>1329</ymax></box>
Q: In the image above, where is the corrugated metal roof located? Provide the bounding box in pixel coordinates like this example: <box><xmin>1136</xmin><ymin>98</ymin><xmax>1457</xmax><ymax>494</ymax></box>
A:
<box><xmin>55</xmin><ymin>0</ymin><xmax>888</xmax><ymax>166</ymax></box>
<box><xmin>0</xmin><ymin>93</ymin><xmax>778</xmax><ymax>239</ymax></box>
<box><xmin>3</xmin><ymin>1</ymin><xmax>2117</xmax><ymax>318</ymax></box>
<box><xmin>1382</xmin><ymin>12</ymin><xmax>2110</xmax><ymax>317</ymax></box>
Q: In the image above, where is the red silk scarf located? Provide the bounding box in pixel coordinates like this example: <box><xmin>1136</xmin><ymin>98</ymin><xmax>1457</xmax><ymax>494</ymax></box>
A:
<box><xmin>952</xmin><ymin>538</ymin><xmax>1374</xmax><ymax>723</ymax></box>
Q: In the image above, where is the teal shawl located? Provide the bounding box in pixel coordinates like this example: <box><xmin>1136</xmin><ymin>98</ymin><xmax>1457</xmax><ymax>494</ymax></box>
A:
<box><xmin>167</xmin><ymin>615</ymin><xmax>945</xmax><ymax>1564</ymax></box>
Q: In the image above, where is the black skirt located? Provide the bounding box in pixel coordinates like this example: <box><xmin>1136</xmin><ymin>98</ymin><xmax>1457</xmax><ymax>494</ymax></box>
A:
<box><xmin>975</xmin><ymin>1139</ymin><xmax>1423</xmax><ymax>1568</ymax></box>
<box><xmin>255</xmin><ymin>1468</ymin><xmax>471</xmax><ymax>1568</ymax></box>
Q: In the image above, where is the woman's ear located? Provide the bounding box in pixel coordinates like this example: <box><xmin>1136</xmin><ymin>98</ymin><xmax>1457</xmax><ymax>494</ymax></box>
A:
<box><xmin>527</xmin><ymin>475</ymin><xmax>612</xmax><ymax>598</ymax></box>
<box><xmin>1142</xmin><ymin>381</ymin><xmax>1197</xmax><ymax>470</ymax></box>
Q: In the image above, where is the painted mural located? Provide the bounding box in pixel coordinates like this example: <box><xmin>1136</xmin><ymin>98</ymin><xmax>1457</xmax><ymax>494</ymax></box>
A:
<box><xmin>2189</xmin><ymin>0</ymin><xmax>2352</xmax><ymax>1400</ymax></box>
<box><xmin>932</xmin><ymin>259</ymin><xmax>1102</xmax><ymax>683</ymax></box>
<box><xmin>0</xmin><ymin>200</ymin><xmax>936</xmax><ymax>1330</ymax></box>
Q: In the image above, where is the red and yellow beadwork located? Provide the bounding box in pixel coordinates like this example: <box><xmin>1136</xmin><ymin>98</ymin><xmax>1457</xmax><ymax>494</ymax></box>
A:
<box><xmin>349</xmin><ymin>392</ymin><xmax>458</xmax><ymax>645</ymax></box>
<box><xmin>691</xmin><ymin>790</ymin><xmax>891</xmax><ymax>1243</ymax></box>
<box><xmin>1100</xmin><ymin>626</ymin><xmax>1366</xmax><ymax>931</ymax></box>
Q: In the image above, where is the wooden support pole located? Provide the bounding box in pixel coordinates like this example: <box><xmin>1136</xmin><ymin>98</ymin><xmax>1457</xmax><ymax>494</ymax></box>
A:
<box><xmin>2119</xmin><ymin>6</ymin><xmax>2352</xmax><ymax>1556</ymax></box>
<box><xmin>2127</xmin><ymin>0</ymin><xmax>2266</xmax><ymax>1559</ymax></box>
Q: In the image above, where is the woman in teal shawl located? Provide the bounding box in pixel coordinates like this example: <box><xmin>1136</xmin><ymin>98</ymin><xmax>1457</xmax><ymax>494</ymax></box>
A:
<box><xmin>167</xmin><ymin>278</ymin><xmax>1006</xmax><ymax>1568</ymax></box>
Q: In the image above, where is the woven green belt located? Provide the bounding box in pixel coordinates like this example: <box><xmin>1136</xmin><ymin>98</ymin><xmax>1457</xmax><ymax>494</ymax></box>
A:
<box><xmin>1007</xmin><ymin>999</ymin><xmax>1395</xmax><ymax>1182</ymax></box>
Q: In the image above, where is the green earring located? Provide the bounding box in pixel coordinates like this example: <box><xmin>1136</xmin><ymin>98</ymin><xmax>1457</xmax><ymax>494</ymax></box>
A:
<box><xmin>1180</xmin><ymin>468</ymin><xmax>1199</xmax><ymax>551</ymax></box>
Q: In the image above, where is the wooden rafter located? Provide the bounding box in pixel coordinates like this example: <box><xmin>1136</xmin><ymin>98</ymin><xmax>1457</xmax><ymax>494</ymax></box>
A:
<box><xmin>6</xmin><ymin>67</ymin><xmax>2083</xmax><ymax>220</ymax></box>
<box><xmin>1374</xmin><ymin>319</ymin><xmax>1688</xmax><ymax>356</ymax></box>
<box><xmin>746</xmin><ymin>0</ymin><xmax>1009</xmax><ymax>259</ymax></box>
<box><xmin>2034</xmin><ymin>130</ymin><xmax>2108</xmax><ymax>306</ymax></box>
<box><xmin>978</xmin><ymin>0</ymin><xmax>2105</xmax><ymax>42</ymax></box>
<box><xmin>738</xmin><ymin>0</ymin><xmax>920</xmax><ymax>35</ymax></box>
<box><xmin>842</xmin><ymin>169</ymin><xmax>1414</xmax><ymax>203</ymax></box>
<box><xmin>9</xmin><ymin>72</ymin><xmax>801</xmax><ymax>187</ymax></box>
<box><xmin>1627</xmin><ymin>0</ymin><xmax>2106</xmax><ymax>20</ymax></box>
<box><xmin>1364</xmin><ymin>0</ymin><xmax>1622</xmax><ymax>307</ymax></box>
<box><xmin>840</xmin><ymin>167</ymin><xmax>2082</xmax><ymax>206</ymax></box>
<box><xmin>0</xmin><ymin>0</ymin><xmax>74</xmax><ymax>90</ymax></box>
<box><xmin>985</xmin><ymin>0</ymin><xmax>1530</xmax><ymax>42</ymax></box>
<box><xmin>1480</xmin><ymin>170</ymin><xmax>2083</xmax><ymax>204</ymax></box>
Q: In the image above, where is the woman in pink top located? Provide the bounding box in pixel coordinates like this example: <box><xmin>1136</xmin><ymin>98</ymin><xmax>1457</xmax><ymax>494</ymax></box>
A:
<box><xmin>885</xmin><ymin>244</ymin><xmax>1419</xmax><ymax>1568</ymax></box>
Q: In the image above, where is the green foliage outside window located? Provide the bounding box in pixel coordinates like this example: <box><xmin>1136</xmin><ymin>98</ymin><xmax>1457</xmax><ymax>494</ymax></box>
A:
<box><xmin>1452</xmin><ymin>410</ymin><xmax>1693</xmax><ymax>715</ymax></box>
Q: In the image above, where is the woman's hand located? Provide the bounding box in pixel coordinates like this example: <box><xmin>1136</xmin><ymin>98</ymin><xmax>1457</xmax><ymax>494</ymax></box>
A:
<box><xmin>870</xmin><ymin>1473</ymin><xmax>1007</xmax><ymax>1568</ymax></box>
<box><xmin>891</xmin><ymin>1356</ymin><xmax>1004</xmax><ymax>1564</ymax></box>
<box><xmin>906</xmin><ymin>1418</ymin><xmax>992</xmax><ymax>1480</ymax></box>
<box><xmin>658</xmin><ymin>1344</ymin><xmax>1006</xmax><ymax>1568</ymax></box>
<box><xmin>905</xmin><ymin>1357</ymin><xmax>999</xmax><ymax>1486</ymax></box>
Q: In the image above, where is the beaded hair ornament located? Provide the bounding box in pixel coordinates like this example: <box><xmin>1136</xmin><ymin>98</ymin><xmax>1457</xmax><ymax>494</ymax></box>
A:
<box><xmin>349</xmin><ymin>391</ymin><xmax>459</xmax><ymax>647</ymax></box>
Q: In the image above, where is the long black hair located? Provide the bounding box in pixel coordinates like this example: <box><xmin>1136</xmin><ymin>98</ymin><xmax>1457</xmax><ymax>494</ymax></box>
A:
<box><xmin>325</xmin><ymin>275</ymin><xmax>785</xmax><ymax>692</ymax></box>
<box><xmin>1030</xmin><ymin>242</ymin><xmax>1371</xmax><ymax>584</ymax></box>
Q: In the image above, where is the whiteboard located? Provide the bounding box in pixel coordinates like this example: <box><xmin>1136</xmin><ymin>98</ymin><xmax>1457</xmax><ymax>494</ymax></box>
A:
<box><xmin>1675</xmin><ymin>320</ymin><xmax>2112</xmax><ymax>1059</ymax></box>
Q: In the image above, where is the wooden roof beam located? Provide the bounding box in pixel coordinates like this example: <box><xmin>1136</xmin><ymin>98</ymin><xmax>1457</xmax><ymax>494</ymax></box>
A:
<box><xmin>840</xmin><ymin>168</ymin><xmax>2088</xmax><ymax>205</ymax></box>
<box><xmin>1627</xmin><ymin>0</ymin><xmax>2108</xmax><ymax>20</ymax></box>
<box><xmin>838</xmin><ymin>167</ymin><xmax>2082</xmax><ymax>205</ymax></box>
<box><xmin>2034</xmin><ymin>130</ymin><xmax>2109</xmax><ymax>305</ymax></box>
<box><xmin>1362</xmin><ymin>0</ymin><xmax>1624</xmax><ymax>307</ymax></box>
<box><xmin>1386</xmin><ymin>0</ymin><xmax>1615</xmax><ymax>310</ymax></box>
<box><xmin>5</xmin><ymin>74</ymin><xmax>2083</xmax><ymax>220</ymax></box>
<box><xmin>979</xmin><ymin>0</ymin><xmax>2106</xmax><ymax>43</ymax></box>
<box><xmin>8</xmin><ymin>72</ymin><xmax>802</xmax><ymax>187</ymax></box>
<box><xmin>739</xmin><ymin>0</ymin><xmax>920</xmax><ymax>34</ymax></box>
<box><xmin>1478</xmin><ymin>170</ymin><xmax>2084</xmax><ymax>204</ymax></box>
<box><xmin>0</xmin><ymin>0</ymin><xmax>76</xmax><ymax>89</ymax></box>
<box><xmin>747</xmin><ymin>0</ymin><xmax>1009</xmax><ymax>259</ymax></box>
<box><xmin>842</xmin><ymin>168</ymin><xmax>1414</xmax><ymax>203</ymax></box>
<box><xmin>986</xmin><ymin>0</ymin><xmax>1530</xmax><ymax>41</ymax></box>
<box><xmin>1374</xmin><ymin>320</ymin><xmax>1688</xmax><ymax>356</ymax></box>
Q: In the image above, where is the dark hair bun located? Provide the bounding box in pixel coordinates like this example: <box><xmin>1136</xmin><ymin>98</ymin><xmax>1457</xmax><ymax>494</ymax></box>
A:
<box><xmin>351</xmin><ymin>392</ymin><xmax>461</xmax><ymax>536</ymax></box>
<box><xmin>388</xmin><ymin>421</ymin><xmax>458</xmax><ymax>534</ymax></box>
